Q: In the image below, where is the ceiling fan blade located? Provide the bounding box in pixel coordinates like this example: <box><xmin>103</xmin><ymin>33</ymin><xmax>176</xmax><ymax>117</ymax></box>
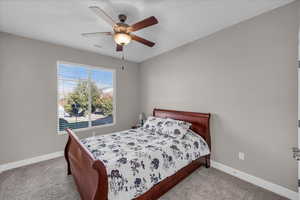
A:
<box><xmin>129</xmin><ymin>16</ymin><xmax>158</xmax><ymax>32</ymax></box>
<box><xmin>116</xmin><ymin>44</ymin><xmax>123</xmax><ymax>52</ymax></box>
<box><xmin>131</xmin><ymin>34</ymin><xmax>155</xmax><ymax>47</ymax></box>
<box><xmin>81</xmin><ymin>32</ymin><xmax>112</xmax><ymax>38</ymax></box>
<box><xmin>89</xmin><ymin>6</ymin><xmax>116</xmax><ymax>27</ymax></box>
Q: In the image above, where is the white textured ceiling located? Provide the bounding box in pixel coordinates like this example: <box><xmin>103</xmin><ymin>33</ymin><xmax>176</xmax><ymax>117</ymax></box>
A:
<box><xmin>0</xmin><ymin>0</ymin><xmax>295</xmax><ymax>63</ymax></box>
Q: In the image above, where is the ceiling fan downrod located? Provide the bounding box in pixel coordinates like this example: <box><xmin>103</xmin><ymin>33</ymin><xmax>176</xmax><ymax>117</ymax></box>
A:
<box><xmin>118</xmin><ymin>14</ymin><xmax>127</xmax><ymax>23</ymax></box>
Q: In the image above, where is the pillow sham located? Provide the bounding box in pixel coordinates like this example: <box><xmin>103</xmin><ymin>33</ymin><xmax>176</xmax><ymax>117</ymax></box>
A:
<box><xmin>143</xmin><ymin>116</ymin><xmax>166</xmax><ymax>133</ymax></box>
<box><xmin>161</xmin><ymin>118</ymin><xmax>192</xmax><ymax>138</ymax></box>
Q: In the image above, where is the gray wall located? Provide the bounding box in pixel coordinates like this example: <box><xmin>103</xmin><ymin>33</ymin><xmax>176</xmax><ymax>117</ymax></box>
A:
<box><xmin>0</xmin><ymin>32</ymin><xmax>140</xmax><ymax>165</ymax></box>
<box><xmin>140</xmin><ymin>2</ymin><xmax>299</xmax><ymax>191</ymax></box>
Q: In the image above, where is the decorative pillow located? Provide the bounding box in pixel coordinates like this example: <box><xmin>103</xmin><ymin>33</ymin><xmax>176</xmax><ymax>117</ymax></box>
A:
<box><xmin>161</xmin><ymin>118</ymin><xmax>192</xmax><ymax>138</ymax></box>
<box><xmin>143</xmin><ymin>116</ymin><xmax>166</xmax><ymax>133</ymax></box>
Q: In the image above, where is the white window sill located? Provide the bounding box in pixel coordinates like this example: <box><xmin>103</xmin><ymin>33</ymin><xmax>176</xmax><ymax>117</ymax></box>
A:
<box><xmin>57</xmin><ymin>122</ymin><xmax>116</xmax><ymax>135</ymax></box>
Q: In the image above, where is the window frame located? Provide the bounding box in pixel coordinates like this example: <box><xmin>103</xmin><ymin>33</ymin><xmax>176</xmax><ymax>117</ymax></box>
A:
<box><xmin>56</xmin><ymin>61</ymin><xmax>116</xmax><ymax>135</ymax></box>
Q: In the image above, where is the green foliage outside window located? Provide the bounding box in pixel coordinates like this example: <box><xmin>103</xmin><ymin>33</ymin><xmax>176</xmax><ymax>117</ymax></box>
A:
<box><xmin>64</xmin><ymin>80</ymin><xmax>113</xmax><ymax>116</ymax></box>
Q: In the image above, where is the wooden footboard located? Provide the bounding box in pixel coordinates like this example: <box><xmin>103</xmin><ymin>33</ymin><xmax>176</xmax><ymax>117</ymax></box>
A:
<box><xmin>65</xmin><ymin>128</ymin><xmax>108</xmax><ymax>200</ymax></box>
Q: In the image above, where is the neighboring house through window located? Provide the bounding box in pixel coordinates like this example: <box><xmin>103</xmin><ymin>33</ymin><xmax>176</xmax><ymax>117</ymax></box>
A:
<box><xmin>57</xmin><ymin>61</ymin><xmax>115</xmax><ymax>133</ymax></box>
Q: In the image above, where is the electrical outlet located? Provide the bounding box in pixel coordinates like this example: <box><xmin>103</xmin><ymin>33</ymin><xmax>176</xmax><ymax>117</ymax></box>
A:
<box><xmin>238</xmin><ymin>152</ymin><xmax>245</xmax><ymax>160</ymax></box>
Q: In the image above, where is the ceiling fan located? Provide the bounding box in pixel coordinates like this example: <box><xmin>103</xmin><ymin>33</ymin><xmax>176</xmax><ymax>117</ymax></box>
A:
<box><xmin>82</xmin><ymin>6</ymin><xmax>159</xmax><ymax>52</ymax></box>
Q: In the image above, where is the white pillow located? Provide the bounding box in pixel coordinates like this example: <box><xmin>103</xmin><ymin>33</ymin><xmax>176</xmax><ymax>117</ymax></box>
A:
<box><xmin>143</xmin><ymin>116</ymin><xmax>166</xmax><ymax>133</ymax></box>
<box><xmin>161</xmin><ymin>118</ymin><xmax>191</xmax><ymax>138</ymax></box>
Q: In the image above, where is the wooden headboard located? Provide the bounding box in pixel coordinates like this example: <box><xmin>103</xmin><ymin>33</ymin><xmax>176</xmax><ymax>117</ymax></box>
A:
<box><xmin>153</xmin><ymin>108</ymin><xmax>211</xmax><ymax>150</ymax></box>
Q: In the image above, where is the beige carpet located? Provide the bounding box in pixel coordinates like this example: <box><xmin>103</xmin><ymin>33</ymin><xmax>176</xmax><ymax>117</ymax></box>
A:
<box><xmin>0</xmin><ymin>157</ymin><xmax>288</xmax><ymax>200</ymax></box>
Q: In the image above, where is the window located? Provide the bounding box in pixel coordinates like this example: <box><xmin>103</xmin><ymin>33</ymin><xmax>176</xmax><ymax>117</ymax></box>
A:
<box><xmin>57</xmin><ymin>62</ymin><xmax>115</xmax><ymax>133</ymax></box>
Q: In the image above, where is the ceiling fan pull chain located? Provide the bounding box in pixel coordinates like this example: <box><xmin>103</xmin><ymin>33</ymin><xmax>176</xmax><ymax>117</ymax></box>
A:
<box><xmin>121</xmin><ymin>51</ymin><xmax>125</xmax><ymax>71</ymax></box>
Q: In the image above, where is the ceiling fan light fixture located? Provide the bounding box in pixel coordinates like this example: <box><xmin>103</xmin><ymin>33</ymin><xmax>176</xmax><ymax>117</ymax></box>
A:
<box><xmin>114</xmin><ymin>33</ymin><xmax>131</xmax><ymax>46</ymax></box>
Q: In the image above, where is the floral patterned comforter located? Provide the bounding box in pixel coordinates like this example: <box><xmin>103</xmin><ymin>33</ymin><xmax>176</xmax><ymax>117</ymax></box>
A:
<box><xmin>81</xmin><ymin>128</ymin><xmax>210</xmax><ymax>200</ymax></box>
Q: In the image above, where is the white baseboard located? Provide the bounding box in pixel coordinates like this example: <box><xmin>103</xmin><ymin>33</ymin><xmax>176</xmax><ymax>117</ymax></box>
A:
<box><xmin>211</xmin><ymin>160</ymin><xmax>298</xmax><ymax>200</ymax></box>
<box><xmin>0</xmin><ymin>151</ymin><xmax>64</xmax><ymax>173</ymax></box>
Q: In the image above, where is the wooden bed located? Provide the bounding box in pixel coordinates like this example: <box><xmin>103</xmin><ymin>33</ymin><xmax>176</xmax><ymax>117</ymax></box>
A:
<box><xmin>64</xmin><ymin>108</ymin><xmax>211</xmax><ymax>200</ymax></box>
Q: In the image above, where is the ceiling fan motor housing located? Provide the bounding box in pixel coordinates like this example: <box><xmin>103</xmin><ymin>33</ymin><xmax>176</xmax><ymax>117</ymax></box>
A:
<box><xmin>114</xmin><ymin>20</ymin><xmax>130</xmax><ymax>34</ymax></box>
